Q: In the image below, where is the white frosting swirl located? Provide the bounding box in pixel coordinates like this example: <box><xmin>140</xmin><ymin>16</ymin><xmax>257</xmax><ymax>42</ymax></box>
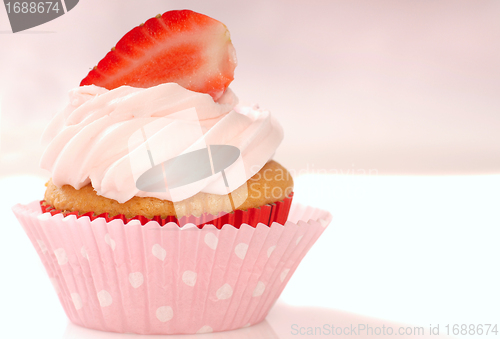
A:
<box><xmin>40</xmin><ymin>84</ymin><xmax>283</xmax><ymax>203</ymax></box>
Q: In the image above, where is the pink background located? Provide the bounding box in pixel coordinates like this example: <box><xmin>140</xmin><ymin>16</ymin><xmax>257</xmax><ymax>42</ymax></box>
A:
<box><xmin>1</xmin><ymin>0</ymin><xmax>499</xmax><ymax>178</ymax></box>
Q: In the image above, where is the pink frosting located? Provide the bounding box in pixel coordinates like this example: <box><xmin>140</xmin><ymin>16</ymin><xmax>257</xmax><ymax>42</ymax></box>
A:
<box><xmin>40</xmin><ymin>84</ymin><xmax>283</xmax><ymax>203</ymax></box>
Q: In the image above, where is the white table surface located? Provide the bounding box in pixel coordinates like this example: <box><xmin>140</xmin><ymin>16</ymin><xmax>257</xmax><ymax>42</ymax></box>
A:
<box><xmin>1</xmin><ymin>174</ymin><xmax>498</xmax><ymax>339</ymax></box>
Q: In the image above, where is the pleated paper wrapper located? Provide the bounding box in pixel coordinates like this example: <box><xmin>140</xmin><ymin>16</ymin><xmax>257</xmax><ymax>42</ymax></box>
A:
<box><xmin>12</xmin><ymin>201</ymin><xmax>331</xmax><ymax>335</ymax></box>
<box><xmin>39</xmin><ymin>193</ymin><xmax>294</xmax><ymax>229</ymax></box>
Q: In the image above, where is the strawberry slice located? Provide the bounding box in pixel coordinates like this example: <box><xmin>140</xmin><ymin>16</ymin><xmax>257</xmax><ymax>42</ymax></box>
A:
<box><xmin>80</xmin><ymin>10</ymin><xmax>237</xmax><ymax>100</ymax></box>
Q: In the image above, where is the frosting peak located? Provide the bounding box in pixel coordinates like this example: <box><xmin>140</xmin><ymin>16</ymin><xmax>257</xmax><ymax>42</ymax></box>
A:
<box><xmin>41</xmin><ymin>84</ymin><xmax>283</xmax><ymax>203</ymax></box>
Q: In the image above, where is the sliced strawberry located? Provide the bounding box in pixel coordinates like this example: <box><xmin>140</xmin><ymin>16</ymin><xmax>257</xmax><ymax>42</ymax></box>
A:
<box><xmin>80</xmin><ymin>10</ymin><xmax>237</xmax><ymax>100</ymax></box>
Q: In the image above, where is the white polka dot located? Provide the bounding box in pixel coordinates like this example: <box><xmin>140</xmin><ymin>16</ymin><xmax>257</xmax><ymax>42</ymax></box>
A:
<box><xmin>37</xmin><ymin>239</ymin><xmax>48</xmax><ymax>254</ymax></box>
<box><xmin>156</xmin><ymin>306</ymin><xmax>173</xmax><ymax>322</ymax></box>
<box><xmin>280</xmin><ymin>268</ymin><xmax>290</xmax><ymax>282</ymax></box>
<box><xmin>81</xmin><ymin>246</ymin><xmax>89</xmax><ymax>259</ymax></box>
<box><xmin>320</xmin><ymin>219</ymin><xmax>328</xmax><ymax>228</ymax></box>
<box><xmin>296</xmin><ymin>235</ymin><xmax>303</xmax><ymax>245</ymax></box>
<box><xmin>197</xmin><ymin>325</ymin><xmax>213</xmax><ymax>334</ymax></box>
<box><xmin>71</xmin><ymin>293</ymin><xmax>83</xmax><ymax>310</ymax></box>
<box><xmin>204</xmin><ymin>233</ymin><xmax>218</xmax><ymax>250</ymax></box>
<box><xmin>253</xmin><ymin>281</ymin><xmax>266</xmax><ymax>297</ymax></box>
<box><xmin>129</xmin><ymin>272</ymin><xmax>144</xmax><ymax>288</ymax></box>
<box><xmin>216</xmin><ymin>283</ymin><xmax>233</xmax><ymax>300</ymax></box>
<box><xmin>152</xmin><ymin>244</ymin><xmax>166</xmax><ymax>261</ymax></box>
<box><xmin>54</xmin><ymin>248</ymin><xmax>68</xmax><ymax>265</ymax></box>
<box><xmin>182</xmin><ymin>271</ymin><xmax>197</xmax><ymax>287</ymax></box>
<box><xmin>97</xmin><ymin>290</ymin><xmax>112</xmax><ymax>307</ymax></box>
<box><xmin>235</xmin><ymin>243</ymin><xmax>248</xmax><ymax>259</ymax></box>
<box><xmin>243</xmin><ymin>323</ymin><xmax>251</xmax><ymax>328</ymax></box>
<box><xmin>104</xmin><ymin>234</ymin><xmax>116</xmax><ymax>251</ymax></box>
<box><xmin>267</xmin><ymin>245</ymin><xmax>276</xmax><ymax>258</ymax></box>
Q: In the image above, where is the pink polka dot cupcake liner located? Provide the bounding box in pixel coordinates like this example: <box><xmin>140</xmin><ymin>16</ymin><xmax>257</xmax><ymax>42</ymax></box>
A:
<box><xmin>12</xmin><ymin>201</ymin><xmax>331</xmax><ymax>335</ymax></box>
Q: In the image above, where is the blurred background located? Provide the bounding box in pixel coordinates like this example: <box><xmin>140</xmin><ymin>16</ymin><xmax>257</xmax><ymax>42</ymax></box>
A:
<box><xmin>1</xmin><ymin>0</ymin><xmax>499</xmax><ymax>178</ymax></box>
<box><xmin>1</xmin><ymin>1</ymin><xmax>499</xmax><ymax>338</ymax></box>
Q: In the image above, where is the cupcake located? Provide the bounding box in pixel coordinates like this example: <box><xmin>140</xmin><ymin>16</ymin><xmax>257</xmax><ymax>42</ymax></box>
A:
<box><xmin>13</xmin><ymin>9</ymin><xmax>331</xmax><ymax>334</ymax></box>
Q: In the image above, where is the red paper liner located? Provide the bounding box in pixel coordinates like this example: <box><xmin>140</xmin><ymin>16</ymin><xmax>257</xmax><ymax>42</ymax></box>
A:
<box><xmin>40</xmin><ymin>192</ymin><xmax>293</xmax><ymax>229</ymax></box>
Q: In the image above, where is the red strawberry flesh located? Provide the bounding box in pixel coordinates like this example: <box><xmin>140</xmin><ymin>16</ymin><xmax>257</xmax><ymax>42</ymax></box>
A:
<box><xmin>80</xmin><ymin>10</ymin><xmax>237</xmax><ymax>100</ymax></box>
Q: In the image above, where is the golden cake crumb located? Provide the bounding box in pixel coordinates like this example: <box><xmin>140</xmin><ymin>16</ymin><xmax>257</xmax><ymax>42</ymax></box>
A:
<box><xmin>44</xmin><ymin>160</ymin><xmax>293</xmax><ymax>218</ymax></box>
